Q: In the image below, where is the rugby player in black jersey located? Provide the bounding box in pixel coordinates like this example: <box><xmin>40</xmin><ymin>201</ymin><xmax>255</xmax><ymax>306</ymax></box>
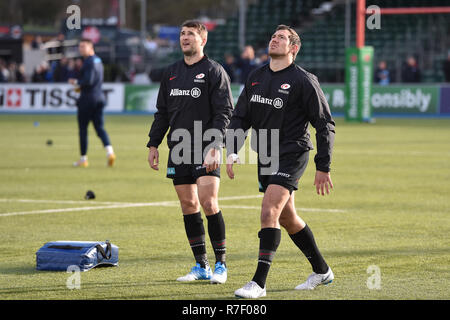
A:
<box><xmin>227</xmin><ymin>25</ymin><xmax>335</xmax><ymax>298</ymax></box>
<box><xmin>147</xmin><ymin>20</ymin><xmax>233</xmax><ymax>284</ymax></box>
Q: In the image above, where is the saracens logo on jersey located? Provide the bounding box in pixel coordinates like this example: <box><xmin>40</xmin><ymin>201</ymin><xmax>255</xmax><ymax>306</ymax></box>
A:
<box><xmin>250</xmin><ymin>94</ymin><xmax>283</xmax><ymax>109</ymax></box>
<box><xmin>170</xmin><ymin>87</ymin><xmax>202</xmax><ymax>98</ymax></box>
<box><xmin>278</xmin><ymin>83</ymin><xmax>291</xmax><ymax>95</ymax></box>
<box><xmin>194</xmin><ymin>73</ymin><xmax>206</xmax><ymax>83</ymax></box>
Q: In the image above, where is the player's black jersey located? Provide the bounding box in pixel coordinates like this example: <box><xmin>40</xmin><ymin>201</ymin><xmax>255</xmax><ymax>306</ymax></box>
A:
<box><xmin>227</xmin><ymin>63</ymin><xmax>335</xmax><ymax>172</ymax></box>
<box><xmin>147</xmin><ymin>55</ymin><xmax>233</xmax><ymax>150</ymax></box>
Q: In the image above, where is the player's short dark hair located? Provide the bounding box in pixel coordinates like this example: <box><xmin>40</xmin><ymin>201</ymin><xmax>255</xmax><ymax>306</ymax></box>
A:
<box><xmin>79</xmin><ymin>38</ymin><xmax>94</xmax><ymax>46</ymax></box>
<box><xmin>275</xmin><ymin>25</ymin><xmax>301</xmax><ymax>60</ymax></box>
<box><xmin>181</xmin><ymin>20</ymin><xmax>208</xmax><ymax>40</ymax></box>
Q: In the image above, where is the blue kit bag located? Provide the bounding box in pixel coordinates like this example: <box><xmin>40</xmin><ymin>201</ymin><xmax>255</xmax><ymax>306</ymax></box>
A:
<box><xmin>36</xmin><ymin>240</ymin><xmax>119</xmax><ymax>271</ymax></box>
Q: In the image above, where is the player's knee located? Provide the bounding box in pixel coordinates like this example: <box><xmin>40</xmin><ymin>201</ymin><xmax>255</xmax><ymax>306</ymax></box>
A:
<box><xmin>200</xmin><ymin>197</ymin><xmax>219</xmax><ymax>215</ymax></box>
<box><xmin>179</xmin><ymin>198</ymin><xmax>200</xmax><ymax>214</ymax></box>
<box><xmin>261</xmin><ymin>206</ymin><xmax>281</xmax><ymax>226</ymax></box>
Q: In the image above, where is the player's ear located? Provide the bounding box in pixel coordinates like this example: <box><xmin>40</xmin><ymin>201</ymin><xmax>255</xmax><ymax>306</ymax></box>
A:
<box><xmin>201</xmin><ymin>35</ymin><xmax>207</xmax><ymax>47</ymax></box>
<box><xmin>290</xmin><ymin>44</ymin><xmax>299</xmax><ymax>57</ymax></box>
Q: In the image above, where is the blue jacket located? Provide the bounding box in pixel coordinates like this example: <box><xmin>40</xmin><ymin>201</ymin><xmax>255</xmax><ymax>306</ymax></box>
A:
<box><xmin>77</xmin><ymin>54</ymin><xmax>104</xmax><ymax>104</ymax></box>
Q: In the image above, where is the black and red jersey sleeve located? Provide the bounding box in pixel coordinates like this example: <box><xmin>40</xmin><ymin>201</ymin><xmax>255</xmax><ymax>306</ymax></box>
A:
<box><xmin>302</xmin><ymin>73</ymin><xmax>336</xmax><ymax>172</ymax></box>
<box><xmin>147</xmin><ymin>68</ymin><xmax>170</xmax><ymax>148</ymax></box>
<box><xmin>208</xmin><ymin>63</ymin><xmax>234</xmax><ymax>147</ymax></box>
<box><xmin>226</xmin><ymin>79</ymin><xmax>252</xmax><ymax>156</ymax></box>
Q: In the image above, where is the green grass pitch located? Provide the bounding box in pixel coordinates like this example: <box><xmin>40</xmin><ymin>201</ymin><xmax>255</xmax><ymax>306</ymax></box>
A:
<box><xmin>0</xmin><ymin>114</ymin><xmax>449</xmax><ymax>300</ymax></box>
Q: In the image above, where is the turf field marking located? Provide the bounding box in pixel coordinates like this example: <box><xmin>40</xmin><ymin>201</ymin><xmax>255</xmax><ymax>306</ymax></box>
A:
<box><xmin>0</xmin><ymin>196</ymin><xmax>263</xmax><ymax>217</ymax></box>
<box><xmin>0</xmin><ymin>201</ymin><xmax>178</xmax><ymax>217</ymax></box>
<box><xmin>0</xmin><ymin>195</ymin><xmax>344</xmax><ymax>217</ymax></box>
<box><xmin>334</xmin><ymin>149</ymin><xmax>450</xmax><ymax>157</ymax></box>
<box><xmin>219</xmin><ymin>205</ymin><xmax>346</xmax><ymax>213</ymax></box>
<box><xmin>0</xmin><ymin>195</ymin><xmax>262</xmax><ymax>206</ymax></box>
<box><xmin>0</xmin><ymin>199</ymin><xmax>137</xmax><ymax>205</ymax></box>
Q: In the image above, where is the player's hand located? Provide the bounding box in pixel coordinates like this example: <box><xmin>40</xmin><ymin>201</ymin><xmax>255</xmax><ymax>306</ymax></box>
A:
<box><xmin>203</xmin><ymin>148</ymin><xmax>221</xmax><ymax>173</ymax></box>
<box><xmin>148</xmin><ymin>147</ymin><xmax>159</xmax><ymax>170</ymax></box>
<box><xmin>314</xmin><ymin>171</ymin><xmax>333</xmax><ymax>196</ymax></box>
<box><xmin>226</xmin><ymin>153</ymin><xmax>240</xmax><ymax>179</ymax></box>
<box><xmin>68</xmin><ymin>78</ymin><xmax>77</xmax><ymax>85</ymax></box>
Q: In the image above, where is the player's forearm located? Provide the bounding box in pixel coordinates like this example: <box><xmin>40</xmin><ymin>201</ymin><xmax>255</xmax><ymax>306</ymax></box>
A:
<box><xmin>147</xmin><ymin>114</ymin><xmax>169</xmax><ymax>148</ymax></box>
<box><xmin>211</xmin><ymin>112</ymin><xmax>231</xmax><ymax>147</ymax></box>
<box><xmin>225</xmin><ymin>118</ymin><xmax>250</xmax><ymax>157</ymax></box>
<box><xmin>314</xmin><ymin>126</ymin><xmax>335</xmax><ymax>172</ymax></box>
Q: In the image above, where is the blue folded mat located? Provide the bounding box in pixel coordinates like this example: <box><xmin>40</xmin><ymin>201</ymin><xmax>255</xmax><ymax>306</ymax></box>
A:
<box><xmin>36</xmin><ymin>240</ymin><xmax>119</xmax><ymax>271</ymax></box>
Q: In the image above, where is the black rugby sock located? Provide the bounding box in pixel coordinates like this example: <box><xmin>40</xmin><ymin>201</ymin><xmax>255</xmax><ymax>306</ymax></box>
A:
<box><xmin>289</xmin><ymin>224</ymin><xmax>328</xmax><ymax>274</ymax></box>
<box><xmin>183</xmin><ymin>212</ymin><xmax>209</xmax><ymax>269</ymax></box>
<box><xmin>206</xmin><ymin>211</ymin><xmax>226</xmax><ymax>265</ymax></box>
<box><xmin>252</xmin><ymin>228</ymin><xmax>281</xmax><ymax>289</ymax></box>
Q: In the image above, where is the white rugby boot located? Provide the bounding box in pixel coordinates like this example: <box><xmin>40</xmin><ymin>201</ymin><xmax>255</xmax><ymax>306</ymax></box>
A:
<box><xmin>176</xmin><ymin>263</ymin><xmax>211</xmax><ymax>282</ymax></box>
<box><xmin>234</xmin><ymin>281</ymin><xmax>266</xmax><ymax>299</ymax></box>
<box><xmin>210</xmin><ymin>262</ymin><xmax>227</xmax><ymax>284</ymax></box>
<box><xmin>295</xmin><ymin>267</ymin><xmax>334</xmax><ymax>290</ymax></box>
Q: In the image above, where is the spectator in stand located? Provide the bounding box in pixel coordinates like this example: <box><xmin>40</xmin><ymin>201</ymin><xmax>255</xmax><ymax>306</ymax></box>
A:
<box><xmin>67</xmin><ymin>58</ymin><xmax>82</xmax><ymax>80</ymax></box>
<box><xmin>6</xmin><ymin>62</ymin><xmax>17</xmax><ymax>82</ymax></box>
<box><xmin>67</xmin><ymin>59</ymin><xmax>77</xmax><ymax>79</ymax></box>
<box><xmin>144</xmin><ymin>35</ymin><xmax>159</xmax><ymax>54</ymax></box>
<box><xmin>16</xmin><ymin>64</ymin><xmax>26</xmax><ymax>82</ymax></box>
<box><xmin>7</xmin><ymin>62</ymin><xmax>26</xmax><ymax>83</ymax></box>
<box><xmin>31</xmin><ymin>35</ymin><xmax>43</xmax><ymax>50</ymax></box>
<box><xmin>236</xmin><ymin>45</ymin><xmax>258</xmax><ymax>84</ymax></box>
<box><xmin>42</xmin><ymin>61</ymin><xmax>52</xmax><ymax>82</ymax></box>
<box><xmin>443</xmin><ymin>50</ymin><xmax>450</xmax><ymax>82</ymax></box>
<box><xmin>256</xmin><ymin>49</ymin><xmax>270</xmax><ymax>67</ymax></box>
<box><xmin>53</xmin><ymin>57</ymin><xmax>70</xmax><ymax>82</ymax></box>
<box><xmin>222</xmin><ymin>52</ymin><xmax>237</xmax><ymax>83</ymax></box>
<box><xmin>374</xmin><ymin>60</ymin><xmax>390</xmax><ymax>85</ymax></box>
<box><xmin>401</xmin><ymin>56</ymin><xmax>421</xmax><ymax>83</ymax></box>
<box><xmin>0</xmin><ymin>59</ymin><xmax>7</xmax><ymax>82</ymax></box>
<box><xmin>32</xmin><ymin>61</ymin><xmax>51</xmax><ymax>83</ymax></box>
<box><xmin>32</xmin><ymin>65</ymin><xmax>45</xmax><ymax>82</ymax></box>
<box><xmin>75</xmin><ymin>58</ymin><xmax>83</xmax><ymax>74</ymax></box>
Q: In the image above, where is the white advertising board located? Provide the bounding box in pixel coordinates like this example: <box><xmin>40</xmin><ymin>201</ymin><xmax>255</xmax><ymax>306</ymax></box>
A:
<box><xmin>0</xmin><ymin>83</ymin><xmax>124</xmax><ymax>113</ymax></box>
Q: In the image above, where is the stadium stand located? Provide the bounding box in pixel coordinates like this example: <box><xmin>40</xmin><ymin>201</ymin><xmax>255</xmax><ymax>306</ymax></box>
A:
<box><xmin>297</xmin><ymin>0</ymin><xmax>450</xmax><ymax>82</ymax></box>
<box><xmin>201</xmin><ymin>0</ymin><xmax>450</xmax><ymax>83</ymax></box>
<box><xmin>206</xmin><ymin>0</ymin><xmax>320</xmax><ymax>62</ymax></box>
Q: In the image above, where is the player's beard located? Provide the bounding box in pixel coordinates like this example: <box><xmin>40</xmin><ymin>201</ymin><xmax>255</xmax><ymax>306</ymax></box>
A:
<box><xmin>269</xmin><ymin>45</ymin><xmax>296</xmax><ymax>62</ymax></box>
<box><xmin>269</xmin><ymin>51</ymin><xmax>290</xmax><ymax>60</ymax></box>
<box><xmin>182</xmin><ymin>44</ymin><xmax>198</xmax><ymax>57</ymax></box>
<box><xmin>183</xmin><ymin>48</ymin><xmax>197</xmax><ymax>56</ymax></box>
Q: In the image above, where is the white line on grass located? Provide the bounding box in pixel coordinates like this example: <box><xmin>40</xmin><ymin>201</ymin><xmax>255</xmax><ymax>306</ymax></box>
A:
<box><xmin>0</xmin><ymin>194</ymin><xmax>345</xmax><ymax>217</ymax></box>
<box><xmin>219</xmin><ymin>205</ymin><xmax>346</xmax><ymax>213</ymax></box>
<box><xmin>0</xmin><ymin>199</ymin><xmax>137</xmax><ymax>205</ymax></box>
<box><xmin>0</xmin><ymin>201</ymin><xmax>178</xmax><ymax>217</ymax></box>
<box><xmin>334</xmin><ymin>149</ymin><xmax>450</xmax><ymax>157</ymax></box>
<box><xmin>0</xmin><ymin>195</ymin><xmax>262</xmax><ymax>206</ymax></box>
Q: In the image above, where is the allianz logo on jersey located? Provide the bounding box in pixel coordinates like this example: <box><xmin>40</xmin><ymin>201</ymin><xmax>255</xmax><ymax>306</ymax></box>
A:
<box><xmin>250</xmin><ymin>94</ymin><xmax>283</xmax><ymax>109</ymax></box>
<box><xmin>170</xmin><ymin>87</ymin><xmax>201</xmax><ymax>98</ymax></box>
